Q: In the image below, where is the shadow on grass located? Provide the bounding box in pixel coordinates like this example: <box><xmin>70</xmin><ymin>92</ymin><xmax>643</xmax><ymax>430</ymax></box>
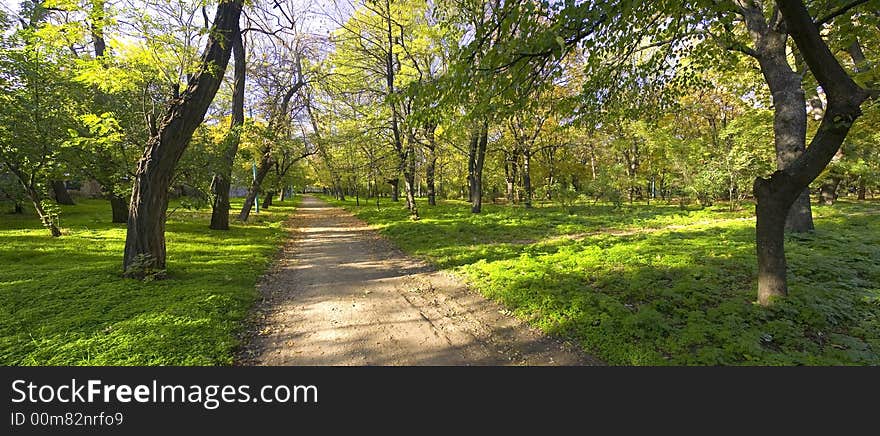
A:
<box><xmin>0</xmin><ymin>198</ymin><xmax>297</xmax><ymax>365</ymax></box>
<box><xmin>331</xmin><ymin>195</ymin><xmax>880</xmax><ymax>365</ymax></box>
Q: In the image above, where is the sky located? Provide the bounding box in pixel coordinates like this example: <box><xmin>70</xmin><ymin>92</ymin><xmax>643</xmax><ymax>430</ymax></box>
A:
<box><xmin>0</xmin><ymin>0</ymin><xmax>346</xmax><ymax>35</ymax></box>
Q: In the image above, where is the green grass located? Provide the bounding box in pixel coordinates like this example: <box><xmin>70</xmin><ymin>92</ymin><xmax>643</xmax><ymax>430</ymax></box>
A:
<box><xmin>323</xmin><ymin>195</ymin><xmax>880</xmax><ymax>365</ymax></box>
<box><xmin>0</xmin><ymin>197</ymin><xmax>296</xmax><ymax>365</ymax></box>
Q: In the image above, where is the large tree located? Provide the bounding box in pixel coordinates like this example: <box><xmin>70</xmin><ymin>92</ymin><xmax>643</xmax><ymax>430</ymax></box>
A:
<box><xmin>753</xmin><ymin>0</ymin><xmax>874</xmax><ymax>304</ymax></box>
<box><xmin>122</xmin><ymin>0</ymin><xmax>244</xmax><ymax>276</ymax></box>
<box><xmin>209</xmin><ymin>29</ymin><xmax>245</xmax><ymax>230</ymax></box>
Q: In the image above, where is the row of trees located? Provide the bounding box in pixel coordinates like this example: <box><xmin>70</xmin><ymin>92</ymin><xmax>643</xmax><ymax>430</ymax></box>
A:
<box><xmin>0</xmin><ymin>0</ymin><xmax>319</xmax><ymax>273</ymax></box>
<box><xmin>1</xmin><ymin>0</ymin><xmax>878</xmax><ymax>306</ymax></box>
<box><xmin>306</xmin><ymin>0</ymin><xmax>879</xmax><ymax>305</ymax></box>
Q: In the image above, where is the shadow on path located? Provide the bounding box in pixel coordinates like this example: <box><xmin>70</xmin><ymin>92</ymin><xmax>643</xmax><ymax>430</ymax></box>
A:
<box><xmin>238</xmin><ymin>196</ymin><xmax>599</xmax><ymax>366</ymax></box>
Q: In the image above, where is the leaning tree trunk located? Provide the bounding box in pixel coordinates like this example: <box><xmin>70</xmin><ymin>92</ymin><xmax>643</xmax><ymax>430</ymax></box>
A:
<box><xmin>25</xmin><ymin>187</ymin><xmax>61</xmax><ymax>237</ymax></box>
<box><xmin>51</xmin><ymin>180</ymin><xmax>75</xmax><ymax>205</ymax></box>
<box><xmin>4</xmin><ymin>162</ymin><xmax>61</xmax><ymax>235</ymax></box>
<box><xmin>239</xmin><ymin>152</ymin><xmax>272</xmax><ymax>222</ymax></box>
<box><xmin>32</xmin><ymin>197</ymin><xmax>61</xmax><ymax>237</ymax></box>
<box><xmin>262</xmin><ymin>192</ymin><xmax>273</xmax><ymax>209</ymax></box>
<box><xmin>109</xmin><ymin>193</ymin><xmax>128</xmax><ymax>223</ymax></box>
<box><xmin>523</xmin><ymin>148</ymin><xmax>533</xmax><ymax>208</ymax></box>
<box><xmin>123</xmin><ymin>0</ymin><xmax>242</xmax><ymax>275</ymax></box>
<box><xmin>210</xmin><ymin>28</ymin><xmax>245</xmax><ymax>231</ymax></box>
<box><xmin>752</xmin><ymin>0</ymin><xmax>871</xmax><ymax>305</ymax></box>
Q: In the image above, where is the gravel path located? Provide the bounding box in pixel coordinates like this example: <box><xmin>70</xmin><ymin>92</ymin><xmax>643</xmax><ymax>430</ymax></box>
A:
<box><xmin>238</xmin><ymin>195</ymin><xmax>599</xmax><ymax>366</ymax></box>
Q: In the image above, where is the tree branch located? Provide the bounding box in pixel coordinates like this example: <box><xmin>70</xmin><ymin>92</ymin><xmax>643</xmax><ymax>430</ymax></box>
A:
<box><xmin>814</xmin><ymin>0</ymin><xmax>870</xmax><ymax>27</ymax></box>
<box><xmin>778</xmin><ymin>0</ymin><xmax>865</xmax><ymax>101</ymax></box>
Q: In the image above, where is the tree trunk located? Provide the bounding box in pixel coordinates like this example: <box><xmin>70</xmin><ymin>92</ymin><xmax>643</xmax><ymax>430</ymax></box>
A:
<box><xmin>470</xmin><ymin>121</ymin><xmax>488</xmax><ymax>214</ymax></box>
<box><xmin>857</xmin><ymin>178</ymin><xmax>867</xmax><ymax>200</ymax></box>
<box><xmin>209</xmin><ymin>174</ymin><xmax>231</xmax><ymax>229</ymax></box>
<box><xmin>239</xmin><ymin>153</ymin><xmax>272</xmax><ymax>222</ymax></box>
<box><xmin>29</xmin><ymin>194</ymin><xmax>61</xmax><ymax>237</ymax></box>
<box><xmin>403</xmin><ymin>145</ymin><xmax>419</xmax><ymax>219</ymax></box>
<box><xmin>426</xmin><ymin>138</ymin><xmax>436</xmax><ymax>206</ymax></box>
<box><xmin>505</xmin><ymin>149</ymin><xmax>519</xmax><ymax>203</ymax></box>
<box><xmin>749</xmin><ymin>0</ymin><xmax>871</xmax><ymax>305</ymax></box>
<box><xmin>51</xmin><ymin>180</ymin><xmax>75</xmax><ymax>205</ymax></box>
<box><xmin>467</xmin><ymin>129</ymin><xmax>477</xmax><ymax>204</ymax></box>
<box><xmin>262</xmin><ymin>192</ymin><xmax>273</xmax><ymax>209</ymax></box>
<box><xmin>123</xmin><ymin>0</ymin><xmax>242</xmax><ymax>275</ymax></box>
<box><xmin>210</xmin><ymin>28</ymin><xmax>245</xmax><ymax>231</ymax></box>
<box><xmin>3</xmin><ymin>162</ymin><xmax>60</xmax><ymax>234</ymax></box>
<box><xmin>818</xmin><ymin>177</ymin><xmax>840</xmax><ymax>205</ymax></box>
<box><xmin>785</xmin><ymin>189</ymin><xmax>813</xmax><ymax>231</ymax></box>
<box><xmin>740</xmin><ymin>4</ymin><xmax>814</xmax><ymax>232</ymax></box>
<box><xmin>755</xmin><ymin>178</ymin><xmax>789</xmax><ymax>306</ymax></box>
<box><xmin>382</xmin><ymin>0</ymin><xmax>415</xmax><ymax>220</ymax></box>
<box><xmin>278</xmin><ymin>189</ymin><xmax>286</xmax><ymax>202</ymax></box>
<box><xmin>504</xmin><ymin>159</ymin><xmax>514</xmax><ymax>203</ymax></box>
<box><xmin>13</xmin><ymin>202</ymin><xmax>23</xmax><ymax>214</ymax></box>
<box><xmin>389</xmin><ymin>178</ymin><xmax>399</xmax><ymax>202</ymax></box>
<box><xmin>90</xmin><ymin>0</ymin><xmax>107</xmax><ymax>58</ymax></box>
<box><xmin>109</xmin><ymin>193</ymin><xmax>127</xmax><ymax>223</ymax></box>
<box><xmin>426</xmin><ymin>156</ymin><xmax>436</xmax><ymax>206</ymax></box>
<box><xmin>523</xmin><ymin>149</ymin><xmax>533</xmax><ymax>208</ymax></box>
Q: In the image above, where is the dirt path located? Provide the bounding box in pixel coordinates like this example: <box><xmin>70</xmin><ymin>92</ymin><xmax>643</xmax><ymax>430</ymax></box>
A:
<box><xmin>238</xmin><ymin>195</ymin><xmax>598</xmax><ymax>366</ymax></box>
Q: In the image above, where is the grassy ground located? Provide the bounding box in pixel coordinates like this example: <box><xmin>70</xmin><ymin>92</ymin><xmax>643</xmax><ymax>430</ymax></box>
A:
<box><xmin>0</xmin><ymin>197</ymin><xmax>296</xmax><ymax>365</ymax></box>
<box><xmin>323</xmin><ymin>195</ymin><xmax>880</xmax><ymax>365</ymax></box>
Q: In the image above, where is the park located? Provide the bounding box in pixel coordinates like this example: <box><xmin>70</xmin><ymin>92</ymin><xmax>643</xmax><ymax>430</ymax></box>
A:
<box><xmin>1</xmin><ymin>0</ymin><xmax>878</xmax><ymax>366</ymax></box>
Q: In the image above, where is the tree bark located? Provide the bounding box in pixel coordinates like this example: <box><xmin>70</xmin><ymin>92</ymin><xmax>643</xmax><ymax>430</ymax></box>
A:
<box><xmin>109</xmin><ymin>193</ymin><xmax>127</xmax><ymax>223</ymax></box>
<box><xmin>210</xmin><ymin>28</ymin><xmax>245</xmax><ymax>230</ymax></box>
<box><xmin>51</xmin><ymin>180</ymin><xmax>75</xmax><ymax>205</ymax></box>
<box><xmin>857</xmin><ymin>178</ymin><xmax>867</xmax><ymax>200</ymax></box>
<box><xmin>123</xmin><ymin>0</ymin><xmax>243</xmax><ymax>275</ymax></box>
<box><xmin>755</xmin><ymin>176</ymin><xmax>789</xmax><ymax>305</ymax></box>
<box><xmin>262</xmin><ymin>192</ymin><xmax>273</xmax><ymax>209</ymax></box>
